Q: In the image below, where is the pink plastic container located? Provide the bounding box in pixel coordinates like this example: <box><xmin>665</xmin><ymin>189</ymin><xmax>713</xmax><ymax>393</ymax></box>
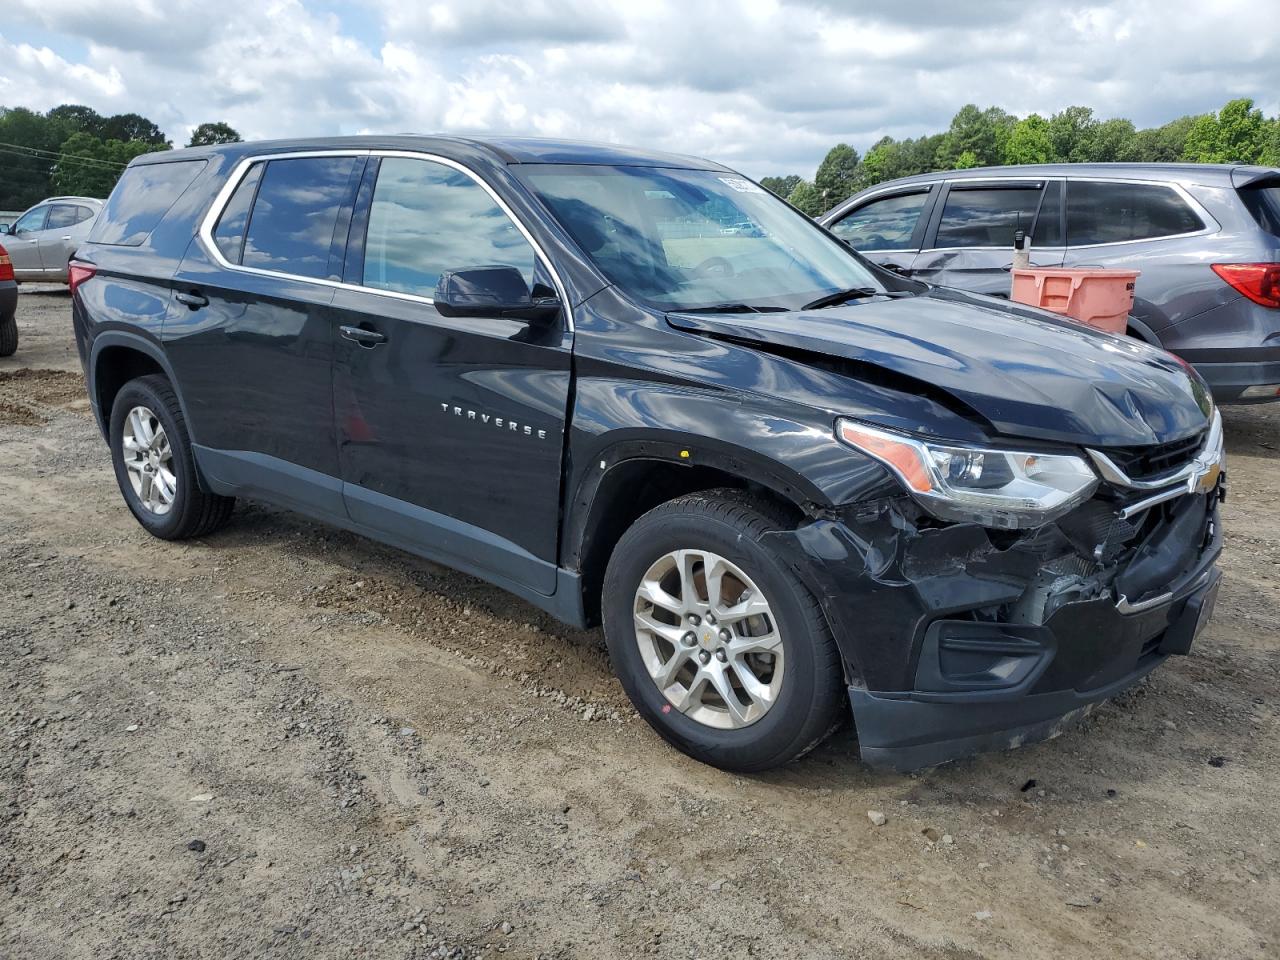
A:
<box><xmin>1010</xmin><ymin>268</ymin><xmax>1140</xmax><ymax>334</ymax></box>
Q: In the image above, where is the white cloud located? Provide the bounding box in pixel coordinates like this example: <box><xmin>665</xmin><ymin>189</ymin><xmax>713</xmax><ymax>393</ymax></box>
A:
<box><xmin>1</xmin><ymin>0</ymin><xmax>1278</xmax><ymax>178</ymax></box>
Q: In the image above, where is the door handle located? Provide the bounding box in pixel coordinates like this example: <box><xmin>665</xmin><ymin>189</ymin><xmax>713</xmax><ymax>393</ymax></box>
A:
<box><xmin>340</xmin><ymin>325</ymin><xmax>387</xmax><ymax>346</ymax></box>
<box><xmin>61</xmin><ymin>236</ymin><xmax>73</xmax><ymax>241</ymax></box>
<box><xmin>174</xmin><ymin>291</ymin><xmax>208</xmax><ymax>309</ymax></box>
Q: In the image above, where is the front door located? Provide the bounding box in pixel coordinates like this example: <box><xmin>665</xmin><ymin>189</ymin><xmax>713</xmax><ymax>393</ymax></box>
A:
<box><xmin>332</xmin><ymin>155</ymin><xmax>573</xmax><ymax>596</ymax></box>
<box><xmin>7</xmin><ymin>205</ymin><xmax>49</xmax><ymax>278</ymax></box>
<box><xmin>911</xmin><ymin>179</ymin><xmax>1065</xmax><ymax>296</ymax></box>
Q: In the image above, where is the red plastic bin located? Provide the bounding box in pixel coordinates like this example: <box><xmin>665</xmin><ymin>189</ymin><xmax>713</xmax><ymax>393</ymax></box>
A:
<box><xmin>1010</xmin><ymin>267</ymin><xmax>1140</xmax><ymax>334</ymax></box>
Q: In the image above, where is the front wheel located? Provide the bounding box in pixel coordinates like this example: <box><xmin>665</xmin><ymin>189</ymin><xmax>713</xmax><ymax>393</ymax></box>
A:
<box><xmin>602</xmin><ymin>490</ymin><xmax>844</xmax><ymax>772</ymax></box>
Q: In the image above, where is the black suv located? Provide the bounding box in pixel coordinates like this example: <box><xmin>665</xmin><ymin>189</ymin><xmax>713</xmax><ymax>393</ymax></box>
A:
<box><xmin>72</xmin><ymin>137</ymin><xmax>1224</xmax><ymax>772</ymax></box>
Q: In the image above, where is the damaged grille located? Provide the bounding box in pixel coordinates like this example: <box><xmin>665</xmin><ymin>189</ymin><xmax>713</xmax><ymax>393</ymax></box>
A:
<box><xmin>1098</xmin><ymin>431</ymin><xmax>1205</xmax><ymax>482</ymax></box>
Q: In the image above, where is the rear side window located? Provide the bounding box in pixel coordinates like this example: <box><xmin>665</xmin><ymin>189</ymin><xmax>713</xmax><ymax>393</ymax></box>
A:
<box><xmin>934</xmin><ymin>185</ymin><xmax>1043</xmax><ymax>248</ymax></box>
<box><xmin>90</xmin><ymin>160</ymin><xmax>207</xmax><ymax>246</ymax></box>
<box><xmin>1239</xmin><ymin>184</ymin><xmax>1280</xmax><ymax>237</ymax></box>
<box><xmin>212</xmin><ymin>162</ymin><xmax>265</xmax><ymax>263</ymax></box>
<box><xmin>1066</xmin><ymin>181</ymin><xmax>1204</xmax><ymax>246</ymax></box>
<box><xmin>74</xmin><ymin>205</ymin><xmax>96</xmax><ymax>224</ymax></box>
<box><xmin>361</xmin><ymin>156</ymin><xmax>537</xmax><ymax>295</ymax></box>
<box><xmin>46</xmin><ymin>205</ymin><xmax>81</xmax><ymax>229</ymax></box>
<box><xmin>241</xmin><ymin>157</ymin><xmax>358</xmax><ymax>279</ymax></box>
<box><xmin>830</xmin><ymin>191</ymin><xmax>929</xmax><ymax>249</ymax></box>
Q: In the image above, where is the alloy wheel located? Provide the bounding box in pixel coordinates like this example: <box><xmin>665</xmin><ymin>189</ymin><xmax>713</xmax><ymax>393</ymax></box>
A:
<box><xmin>632</xmin><ymin>549</ymin><xmax>784</xmax><ymax>729</ymax></box>
<box><xmin>121</xmin><ymin>405</ymin><xmax>177</xmax><ymax>516</ymax></box>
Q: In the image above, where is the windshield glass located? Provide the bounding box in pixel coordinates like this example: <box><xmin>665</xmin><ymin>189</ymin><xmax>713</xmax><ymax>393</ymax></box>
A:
<box><xmin>518</xmin><ymin>164</ymin><xmax>884</xmax><ymax>311</ymax></box>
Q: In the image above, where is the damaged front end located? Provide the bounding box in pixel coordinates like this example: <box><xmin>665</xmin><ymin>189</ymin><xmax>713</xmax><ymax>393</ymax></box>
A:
<box><xmin>766</xmin><ymin>415</ymin><xmax>1226</xmax><ymax>771</ymax></box>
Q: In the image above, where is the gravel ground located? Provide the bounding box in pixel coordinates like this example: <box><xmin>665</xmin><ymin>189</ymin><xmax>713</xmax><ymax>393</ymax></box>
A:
<box><xmin>1</xmin><ymin>286</ymin><xmax>1277</xmax><ymax>959</ymax></box>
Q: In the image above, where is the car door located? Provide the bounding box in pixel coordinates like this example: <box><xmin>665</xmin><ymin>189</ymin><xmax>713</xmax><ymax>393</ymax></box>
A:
<box><xmin>331</xmin><ymin>154</ymin><xmax>573</xmax><ymax>596</ymax></box>
<box><xmin>911</xmin><ymin>179</ymin><xmax>1065</xmax><ymax>296</ymax></box>
<box><xmin>165</xmin><ymin>154</ymin><xmax>364</xmax><ymax>521</ymax></box>
<box><xmin>6</xmin><ymin>205</ymin><xmax>49</xmax><ymax>278</ymax></box>
<box><xmin>38</xmin><ymin>204</ymin><xmax>91</xmax><ymax>273</ymax></box>
<box><xmin>824</xmin><ymin>185</ymin><xmax>938</xmax><ymax>277</ymax></box>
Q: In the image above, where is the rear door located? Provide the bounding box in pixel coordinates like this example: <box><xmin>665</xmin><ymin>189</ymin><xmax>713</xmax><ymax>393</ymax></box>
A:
<box><xmin>825</xmin><ymin>184</ymin><xmax>938</xmax><ymax>276</ymax></box>
<box><xmin>331</xmin><ymin>154</ymin><xmax>573</xmax><ymax>595</ymax></box>
<box><xmin>911</xmin><ymin>179</ymin><xmax>1065</xmax><ymax>295</ymax></box>
<box><xmin>166</xmin><ymin>154</ymin><xmax>363</xmax><ymax>519</ymax></box>
<box><xmin>38</xmin><ymin>203</ymin><xmax>94</xmax><ymax>272</ymax></box>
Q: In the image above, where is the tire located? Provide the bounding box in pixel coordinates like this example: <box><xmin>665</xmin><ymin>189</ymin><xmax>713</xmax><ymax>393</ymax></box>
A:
<box><xmin>0</xmin><ymin>314</ymin><xmax>16</xmax><ymax>357</ymax></box>
<box><xmin>602</xmin><ymin>489</ymin><xmax>844</xmax><ymax>772</ymax></box>
<box><xmin>108</xmin><ymin>374</ymin><xmax>235</xmax><ymax>540</ymax></box>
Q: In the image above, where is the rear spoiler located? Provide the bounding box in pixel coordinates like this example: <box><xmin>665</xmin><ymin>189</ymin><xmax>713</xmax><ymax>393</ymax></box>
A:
<box><xmin>1230</xmin><ymin>166</ymin><xmax>1280</xmax><ymax>189</ymax></box>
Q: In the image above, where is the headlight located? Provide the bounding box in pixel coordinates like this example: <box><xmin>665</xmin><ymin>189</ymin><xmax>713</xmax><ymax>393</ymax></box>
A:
<box><xmin>836</xmin><ymin>419</ymin><xmax>1099</xmax><ymax>529</ymax></box>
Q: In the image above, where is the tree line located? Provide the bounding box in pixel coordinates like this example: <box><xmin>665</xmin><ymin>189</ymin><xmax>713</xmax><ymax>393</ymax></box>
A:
<box><xmin>763</xmin><ymin>98</ymin><xmax>1280</xmax><ymax>216</ymax></box>
<box><xmin>0</xmin><ymin>104</ymin><xmax>241</xmax><ymax>209</ymax></box>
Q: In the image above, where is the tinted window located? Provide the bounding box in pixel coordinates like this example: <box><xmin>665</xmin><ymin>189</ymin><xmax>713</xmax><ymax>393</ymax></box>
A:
<box><xmin>1067</xmin><ymin>181</ymin><xmax>1205</xmax><ymax>246</ymax></box>
<box><xmin>1240</xmin><ymin>184</ymin><xmax>1280</xmax><ymax>237</ymax></box>
<box><xmin>935</xmin><ymin>186</ymin><xmax>1043</xmax><ymax>248</ymax></box>
<box><xmin>213</xmin><ymin>163</ymin><xmax>265</xmax><ymax>264</ymax></box>
<box><xmin>1032</xmin><ymin>180</ymin><xmax>1062</xmax><ymax>247</ymax></box>
<box><xmin>830</xmin><ymin>191</ymin><xmax>929</xmax><ymax>249</ymax></box>
<box><xmin>242</xmin><ymin>157</ymin><xmax>357</xmax><ymax>279</ymax></box>
<box><xmin>74</xmin><ymin>205</ymin><xmax>96</xmax><ymax>224</ymax></box>
<box><xmin>47</xmin><ymin>205</ymin><xmax>80</xmax><ymax>229</ymax></box>
<box><xmin>90</xmin><ymin>160</ymin><xmax>207</xmax><ymax>246</ymax></box>
<box><xmin>14</xmin><ymin>206</ymin><xmax>48</xmax><ymax>233</ymax></box>
<box><xmin>362</xmin><ymin>157</ymin><xmax>536</xmax><ymax>296</ymax></box>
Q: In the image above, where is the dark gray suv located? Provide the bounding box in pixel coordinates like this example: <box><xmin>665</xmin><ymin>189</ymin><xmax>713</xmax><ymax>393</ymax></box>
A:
<box><xmin>821</xmin><ymin>164</ymin><xmax>1280</xmax><ymax>403</ymax></box>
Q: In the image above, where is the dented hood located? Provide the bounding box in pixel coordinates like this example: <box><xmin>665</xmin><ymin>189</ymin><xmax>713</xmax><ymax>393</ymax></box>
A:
<box><xmin>667</xmin><ymin>287</ymin><xmax>1211</xmax><ymax>448</ymax></box>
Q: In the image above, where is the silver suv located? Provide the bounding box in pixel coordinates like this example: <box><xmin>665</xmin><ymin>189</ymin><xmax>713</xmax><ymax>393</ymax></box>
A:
<box><xmin>0</xmin><ymin>197</ymin><xmax>103</xmax><ymax>283</ymax></box>
<box><xmin>820</xmin><ymin>164</ymin><xmax>1280</xmax><ymax>403</ymax></box>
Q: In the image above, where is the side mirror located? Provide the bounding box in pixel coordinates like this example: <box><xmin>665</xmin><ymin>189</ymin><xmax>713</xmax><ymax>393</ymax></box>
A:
<box><xmin>433</xmin><ymin>265</ymin><xmax>561</xmax><ymax>323</ymax></box>
<box><xmin>0</xmin><ymin>224</ymin><xmax>10</xmax><ymax>235</ymax></box>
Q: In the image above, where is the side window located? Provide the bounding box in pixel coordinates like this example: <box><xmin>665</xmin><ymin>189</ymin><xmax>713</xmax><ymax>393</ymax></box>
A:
<box><xmin>1032</xmin><ymin>180</ymin><xmax>1063</xmax><ymax>247</ymax></box>
<box><xmin>361</xmin><ymin>157</ymin><xmax>537</xmax><ymax>296</ymax></box>
<box><xmin>89</xmin><ymin>160</ymin><xmax>207</xmax><ymax>246</ymax></box>
<box><xmin>46</xmin><ymin>205</ymin><xmax>80</xmax><ymax>230</ymax></box>
<box><xmin>14</xmin><ymin>206</ymin><xmax>48</xmax><ymax>233</ymax></box>
<box><xmin>74</xmin><ymin>205</ymin><xmax>96</xmax><ymax>224</ymax></box>
<box><xmin>241</xmin><ymin>157</ymin><xmax>357</xmax><ymax>279</ymax></box>
<box><xmin>213</xmin><ymin>162</ymin><xmax>265</xmax><ymax>264</ymax></box>
<box><xmin>1067</xmin><ymin>181</ymin><xmax>1206</xmax><ymax>246</ymax></box>
<box><xmin>829</xmin><ymin>191</ymin><xmax>930</xmax><ymax>249</ymax></box>
<box><xmin>934</xmin><ymin>185</ymin><xmax>1043</xmax><ymax>248</ymax></box>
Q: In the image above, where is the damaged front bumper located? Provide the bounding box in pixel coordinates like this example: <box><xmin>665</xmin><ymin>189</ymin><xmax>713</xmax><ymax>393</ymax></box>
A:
<box><xmin>767</xmin><ymin>474</ymin><xmax>1224</xmax><ymax>772</ymax></box>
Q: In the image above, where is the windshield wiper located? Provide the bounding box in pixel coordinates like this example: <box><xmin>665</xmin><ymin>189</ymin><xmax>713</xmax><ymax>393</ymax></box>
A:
<box><xmin>801</xmin><ymin>287</ymin><xmax>912</xmax><ymax>310</ymax></box>
<box><xmin>674</xmin><ymin>303</ymin><xmax>790</xmax><ymax>314</ymax></box>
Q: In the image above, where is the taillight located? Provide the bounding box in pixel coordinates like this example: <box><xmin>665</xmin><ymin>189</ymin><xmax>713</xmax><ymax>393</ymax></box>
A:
<box><xmin>67</xmin><ymin>261</ymin><xmax>97</xmax><ymax>297</ymax></box>
<box><xmin>1212</xmin><ymin>262</ymin><xmax>1280</xmax><ymax>308</ymax></box>
<box><xmin>0</xmin><ymin>244</ymin><xmax>13</xmax><ymax>283</ymax></box>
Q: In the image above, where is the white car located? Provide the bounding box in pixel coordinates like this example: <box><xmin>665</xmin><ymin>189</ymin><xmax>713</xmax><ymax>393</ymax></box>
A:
<box><xmin>0</xmin><ymin>197</ymin><xmax>103</xmax><ymax>282</ymax></box>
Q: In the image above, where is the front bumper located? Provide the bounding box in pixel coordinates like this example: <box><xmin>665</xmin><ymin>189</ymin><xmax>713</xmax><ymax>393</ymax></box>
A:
<box><xmin>766</xmin><ymin>481</ymin><xmax>1223</xmax><ymax>772</ymax></box>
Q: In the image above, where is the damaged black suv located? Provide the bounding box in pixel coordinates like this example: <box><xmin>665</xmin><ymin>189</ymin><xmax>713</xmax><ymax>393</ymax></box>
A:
<box><xmin>71</xmin><ymin>137</ymin><xmax>1224</xmax><ymax>772</ymax></box>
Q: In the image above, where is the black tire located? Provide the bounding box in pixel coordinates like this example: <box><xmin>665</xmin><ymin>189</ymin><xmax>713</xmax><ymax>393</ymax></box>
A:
<box><xmin>0</xmin><ymin>314</ymin><xmax>16</xmax><ymax>357</ymax></box>
<box><xmin>602</xmin><ymin>489</ymin><xmax>844</xmax><ymax>772</ymax></box>
<box><xmin>108</xmin><ymin>374</ymin><xmax>235</xmax><ymax>540</ymax></box>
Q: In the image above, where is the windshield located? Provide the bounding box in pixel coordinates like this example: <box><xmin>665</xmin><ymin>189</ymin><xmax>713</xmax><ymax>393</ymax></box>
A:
<box><xmin>518</xmin><ymin>164</ymin><xmax>885</xmax><ymax>311</ymax></box>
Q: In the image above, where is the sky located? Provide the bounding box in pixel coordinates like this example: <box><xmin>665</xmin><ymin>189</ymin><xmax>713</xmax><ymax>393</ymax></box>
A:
<box><xmin>1</xmin><ymin>0</ymin><xmax>1278</xmax><ymax>179</ymax></box>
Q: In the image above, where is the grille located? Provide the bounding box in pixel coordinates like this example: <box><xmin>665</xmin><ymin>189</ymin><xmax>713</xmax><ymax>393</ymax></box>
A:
<box><xmin>1101</xmin><ymin>431</ymin><xmax>1204</xmax><ymax>481</ymax></box>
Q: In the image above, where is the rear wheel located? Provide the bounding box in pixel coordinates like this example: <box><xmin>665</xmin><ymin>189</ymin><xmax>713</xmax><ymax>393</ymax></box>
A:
<box><xmin>108</xmin><ymin>374</ymin><xmax>235</xmax><ymax>540</ymax></box>
<box><xmin>0</xmin><ymin>314</ymin><xmax>16</xmax><ymax>357</ymax></box>
<box><xmin>602</xmin><ymin>490</ymin><xmax>844</xmax><ymax>772</ymax></box>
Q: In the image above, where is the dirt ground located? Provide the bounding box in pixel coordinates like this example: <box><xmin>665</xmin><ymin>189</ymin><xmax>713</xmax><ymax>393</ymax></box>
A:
<box><xmin>1</xmin><ymin>286</ymin><xmax>1276</xmax><ymax>960</ymax></box>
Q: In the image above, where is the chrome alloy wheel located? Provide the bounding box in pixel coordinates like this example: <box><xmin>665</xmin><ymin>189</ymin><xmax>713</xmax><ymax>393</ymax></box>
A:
<box><xmin>632</xmin><ymin>549</ymin><xmax>784</xmax><ymax>729</ymax></box>
<box><xmin>121</xmin><ymin>405</ymin><xmax>176</xmax><ymax>516</ymax></box>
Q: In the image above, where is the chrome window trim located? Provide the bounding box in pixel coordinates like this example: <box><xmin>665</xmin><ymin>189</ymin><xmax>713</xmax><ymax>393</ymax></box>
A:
<box><xmin>196</xmin><ymin>148</ymin><xmax>574</xmax><ymax>331</ymax></box>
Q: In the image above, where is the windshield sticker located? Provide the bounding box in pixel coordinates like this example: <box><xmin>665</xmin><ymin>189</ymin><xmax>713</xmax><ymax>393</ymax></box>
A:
<box><xmin>718</xmin><ymin>177</ymin><xmax>765</xmax><ymax>194</ymax></box>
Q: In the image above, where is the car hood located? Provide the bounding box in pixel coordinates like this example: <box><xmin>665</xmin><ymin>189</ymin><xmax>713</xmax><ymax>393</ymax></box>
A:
<box><xmin>667</xmin><ymin>287</ymin><xmax>1212</xmax><ymax>448</ymax></box>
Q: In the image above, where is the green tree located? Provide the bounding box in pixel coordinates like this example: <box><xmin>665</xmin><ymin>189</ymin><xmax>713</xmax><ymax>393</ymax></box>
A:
<box><xmin>1005</xmin><ymin>114</ymin><xmax>1054</xmax><ymax>164</ymax></box>
<box><xmin>1048</xmin><ymin>106</ymin><xmax>1098</xmax><ymax>162</ymax></box>
<box><xmin>860</xmin><ymin>136</ymin><xmax>911</xmax><ymax>187</ymax></box>
<box><xmin>813</xmin><ymin>143</ymin><xmax>861</xmax><ymax>209</ymax></box>
<box><xmin>1183</xmin><ymin>98</ymin><xmax>1266</xmax><ymax>163</ymax></box>
<box><xmin>187</xmin><ymin>122</ymin><xmax>242</xmax><ymax>147</ymax></box>
<box><xmin>1084</xmin><ymin>117</ymin><xmax>1137</xmax><ymax>162</ymax></box>
<box><xmin>45</xmin><ymin>104</ymin><xmax>104</xmax><ymax>138</ymax></box>
<box><xmin>1260</xmin><ymin>118</ymin><xmax>1280</xmax><ymax>167</ymax></box>
<box><xmin>786</xmin><ymin>180</ymin><xmax>824</xmax><ymax>217</ymax></box>
<box><xmin>100</xmin><ymin>112</ymin><xmax>169</xmax><ymax>146</ymax></box>
<box><xmin>954</xmin><ymin>150</ymin><xmax>980</xmax><ymax>169</ymax></box>
<box><xmin>759</xmin><ymin>174</ymin><xmax>802</xmax><ymax>198</ymax></box>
